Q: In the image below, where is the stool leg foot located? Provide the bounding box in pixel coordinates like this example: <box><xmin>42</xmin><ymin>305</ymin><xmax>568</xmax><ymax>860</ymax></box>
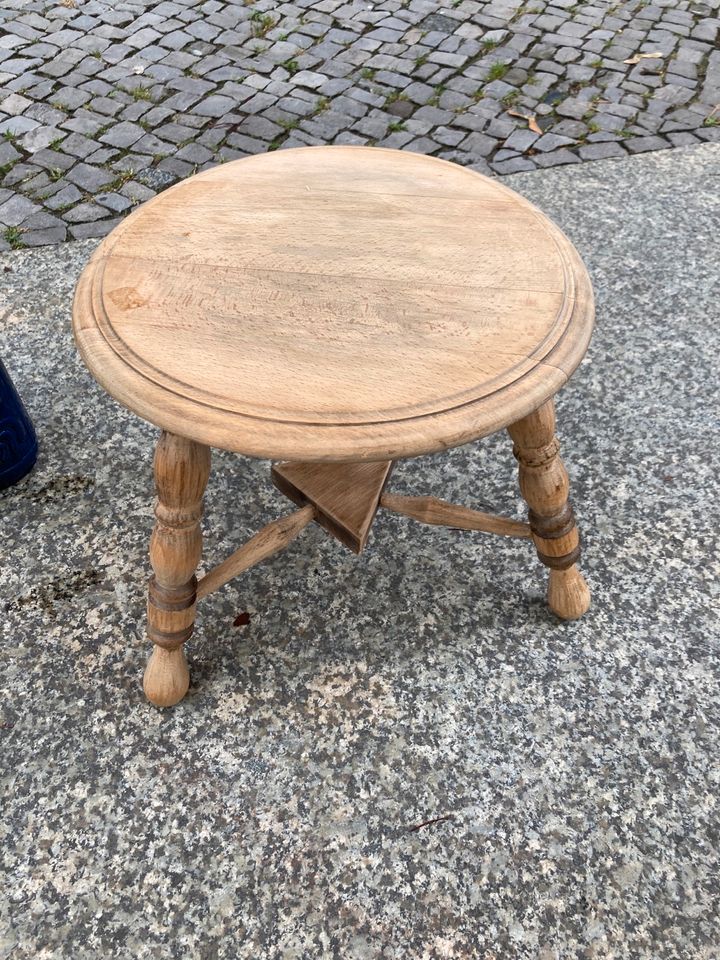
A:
<box><xmin>144</xmin><ymin>647</ymin><xmax>190</xmax><ymax>708</ymax></box>
<box><xmin>548</xmin><ymin>567</ymin><xmax>590</xmax><ymax>620</ymax></box>
<box><xmin>508</xmin><ymin>399</ymin><xmax>590</xmax><ymax>621</ymax></box>
<box><xmin>144</xmin><ymin>431</ymin><xmax>211</xmax><ymax>707</ymax></box>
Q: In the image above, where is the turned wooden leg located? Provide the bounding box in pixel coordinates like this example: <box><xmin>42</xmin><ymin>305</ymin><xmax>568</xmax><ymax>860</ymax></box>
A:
<box><xmin>508</xmin><ymin>399</ymin><xmax>590</xmax><ymax>620</ymax></box>
<box><xmin>144</xmin><ymin>431</ymin><xmax>211</xmax><ymax>706</ymax></box>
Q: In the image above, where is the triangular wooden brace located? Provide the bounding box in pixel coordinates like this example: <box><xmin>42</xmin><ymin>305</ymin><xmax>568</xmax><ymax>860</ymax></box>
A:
<box><xmin>271</xmin><ymin>460</ymin><xmax>394</xmax><ymax>553</ymax></box>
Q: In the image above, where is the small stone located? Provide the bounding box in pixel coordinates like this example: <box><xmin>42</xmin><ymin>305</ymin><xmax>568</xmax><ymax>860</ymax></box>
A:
<box><xmin>157</xmin><ymin>157</ymin><xmax>194</xmax><ymax>178</ymax></box>
<box><xmin>191</xmin><ymin>95</ymin><xmax>237</xmax><ymax>118</ymax></box>
<box><xmin>126</xmin><ymin>27</ymin><xmax>161</xmax><ymax>50</ymax></box>
<box><xmin>534</xmin><ymin>132</ymin><xmax>577</xmax><ymax>151</ymax></box>
<box><xmin>52</xmin><ymin>87</ymin><xmax>91</xmax><ymax>111</ymax></box>
<box><xmin>19</xmin><ymin>126</ymin><xmax>61</xmax><ymax>154</ymax></box>
<box><xmin>133</xmin><ymin>134</ymin><xmax>174</xmax><ymax>156</ymax></box>
<box><xmin>45</xmin><ymin>184</ymin><xmax>83</xmax><ymax>210</ymax></box>
<box><xmin>0</xmin><ymin>141</ymin><xmax>21</xmax><ymax>167</ymax></box>
<box><xmin>63</xmin><ymin>202</ymin><xmax>109</xmax><ymax>223</ymax></box>
<box><xmin>176</xmin><ymin>143</ymin><xmax>213</xmax><ymax>164</ymax></box>
<box><xmin>491</xmin><ymin>156</ymin><xmax>537</xmax><ymax>173</ymax></box>
<box><xmin>85</xmin><ymin>148</ymin><xmax>119</xmax><ymax>167</ymax></box>
<box><xmin>460</xmin><ymin>131</ymin><xmax>496</xmax><ymax>156</ymax></box>
<box><xmin>624</xmin><ymin>135</ymin><xmax>671</xmax><ymax>152</ymax></box>
<box><xmin>493</xmin><ymin>148</ymin><xmax>521</xmax><ymax>162</ymax></box>
<box><xmin>0</xmin><ymin>93</ymin><xmax>33</xmax><ymax>115</ymax></box>
<box><xmin>21</xmin><ymin>210</ymin><xmax>64</xmax><ymax>230</ymax></box>
<box><xmin>90</xmin><ymin>96</ymin><xmax>123</xmax><ymax>118</ymax></box>
<box><xmin>69</xmin><ymin>218</ymin><xmax>121</xmax><ymax>240</ymax></box>
<box><xmin>555</xmin><ymin>47</ymin><xmax>581</xmax><ymax>63</ymax></box>
<box><xmin>60</xmin><ymin>113</ymin><xmax>106</xmax><ymax>137</ymax></box>
<box><xmin>0</xmin><ymin>194</ymin><xmax>39</xmax><ymax>227</ymax></box>
<box><xmin>692</xmin><ymin>21</ymin><xmax>718</xmax><ymax>42</ymax></box>
<box><xmin>31</xmin><ymin>148</ymin><xmax>74</xmax><ymax>173</ymax></box>
<box><xmin>290</xmin><ymin>71</ymin><xmax>327</xmax><ymax>90</ymax></box>
<box><xmin>0</xmin><ymin>115</ymin><xmax>40</xmax><ymax>137</ymax></box>
<box><xmin>413</xmin><ymin>105</ymin><xmax>453</xmax><ymax>125</ymax></box>
<box><xmin>25</xmin><ymin>103</ymin><xmax>67</xmax><ymax>126</ymax></box>
<box><xmin>533</xmin><ymin>148</ymin><xmax>581</xmax><ymax>167</ymax></box>
<box><xmin>59</xmin><ymin>132</ymin><xmax>97</xmax><ymax>159</ymax></box>
<box><xmin>481</xmin><ymin>29</ymin><xmax>509</xmax><ymax>45</ymax></box>
<box><xmin>21</xmin><ymin>226</ymin><xmax>67</xmax><ymax>246</ymax></box>
<box><xmin>433</xmin><ymin>126</ymin><xmax>466</xmax><ymax>147</ymax></box>
<box><xmin>555</xmin><ymin>99</ymin><xmax>589</xmax><ymax>120</ymax></box>
<box><xmin>666</xmin><ymin>131</ymin><xmax>699</xmax><ymax>146</ymax></box>
<box><xmin>136</xmin><ymin>168</ymin><xmax>176</xmax><ymax>191</ymax></box>
<box><xmin>503</xmin><ymin>128</ymin><xmax>539</xmax><ymax>152</ymax></box>
<box><xmin>654</xmin><ymin>84</ymin><xmax>694</xmax><ymax>105</ymax></box>
<box><xmin>100</xmin><ymin>121</ymin><xmax>145</xmax><ymax>149</ymax></box>
<box><xmin>66</xmin><ymin>163</ymin><xmax>114</xmax><ymax>193</ymax></box>
<box><xmin>386</xmin><ymin>99</ymin><xmax>414</xmax><ymax>118</ymax></box>
<box><xmin>578</xmin><ymin>141</ymin><xmax>627</xmax><ymax>160</ymax></box>
<box><xmin>154</xmin><ymin>122</ymin><xmax>197</xmax><ymax>144</ymax></box>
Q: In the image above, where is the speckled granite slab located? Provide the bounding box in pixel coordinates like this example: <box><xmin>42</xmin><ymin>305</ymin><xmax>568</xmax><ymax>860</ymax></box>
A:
<box><xmin>1</xmin><ymin>144</ymin><xmax>719</xmax><ymax>959</ymax></box>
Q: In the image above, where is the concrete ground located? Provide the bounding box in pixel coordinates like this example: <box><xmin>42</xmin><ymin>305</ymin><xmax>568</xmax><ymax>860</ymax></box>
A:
<box><xmin>1</xmin><ymin>0</ymin><xmax>720</xmax><ymax>248</ymax></box>
<box><xmin>1</xmin><ymin>143</ymin><xmax>719</xmax><ymax>958</ymax></box>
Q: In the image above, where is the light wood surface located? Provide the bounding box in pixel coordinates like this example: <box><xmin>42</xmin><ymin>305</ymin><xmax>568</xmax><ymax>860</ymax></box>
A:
<box><xmin>144</xmin><ymin>431</ymin><xmax>210</xmax><ymax>706</ymax></box>
<box><xmin>73</xmin><ymin>146</ymin><xmax>594</xmax><ymax>463</ymax></box>
<box><xmin>272</xmin><ymin>460</ymin><xmax>393</xmax><ymax>552</ymax></box>
<box><xmin>507</xmin><ymin>400</ymin><xmax>590</xmax><ymax>619</ymax></box>
<box><xmin>196</xmin><ymin>504</ymin><xmax>315</xmax><ymax>600</ymax></box>
<box><xmin>379</xmin><ymin>492</ymin><xmax>531</xmax><ymax>539</ymax></box>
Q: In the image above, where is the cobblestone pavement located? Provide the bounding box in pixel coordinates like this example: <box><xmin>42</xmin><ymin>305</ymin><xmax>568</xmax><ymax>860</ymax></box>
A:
<box><xmin>0</xmin><ymin>0</ymin><xmax>718</xmax><ymax>249</ymax></box>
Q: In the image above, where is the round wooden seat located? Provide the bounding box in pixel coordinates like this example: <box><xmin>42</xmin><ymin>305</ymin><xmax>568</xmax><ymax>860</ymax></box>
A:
<box><xmin>73</xmin><ymin>146</ymin><xmax>593</xmax><ymax>463</ymax></box>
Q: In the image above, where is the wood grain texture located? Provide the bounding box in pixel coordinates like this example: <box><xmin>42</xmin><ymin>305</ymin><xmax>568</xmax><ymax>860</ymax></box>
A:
<box><xmin>272</xmin><ymin>460</ymin><xmax>393</xmax><ymax>553</ymax></box>
<box><xmin>196</xmin><ymin>504</ymin><xmax>315</xmax><ymax>600</ymax></box>
<box><xmin>508</xmin><ymin>400</ymin><xmax>590</xmax><ymax>619</ymax></box>
<box><xmin>72</xmin><ymin>146</ymin><xmax>594</xmax><ymax>462</ymax></box>
<box><xmin>144</xmin><ymin>431</ymin><xmax>210</xmax><ymax>706</ymax></box>
<box><xmin>379</xmin><ymin>492</ymin><xmax>531</xmax><ymax>539</ymax></box>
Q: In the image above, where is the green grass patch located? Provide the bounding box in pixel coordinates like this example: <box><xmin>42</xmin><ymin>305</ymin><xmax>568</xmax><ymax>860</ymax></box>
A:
<box><xmin>3</xmin><ymin>226</ymin><xmax>25</xmax><ymax>249</ymax></box>
<box><xmin>251</xmin><ymin>11</ymin><xmax>275</xmax><ymax>37</ymax></box>
<box><xmin>487</xmin><ymin>62</ymin><xmax>509</xmax><ymax>81</ymax></box>
<box><xmin>108</xmin><ymin>169</ymin><xmax>135</xmax><ymax>191</ymax></box>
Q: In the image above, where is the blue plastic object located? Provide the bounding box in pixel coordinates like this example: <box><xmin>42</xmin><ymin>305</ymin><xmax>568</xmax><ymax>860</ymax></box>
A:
<box><xmin>0</xmin><ymin>358</ymin><xmax>38</xmax><ymax>490</ymax></box>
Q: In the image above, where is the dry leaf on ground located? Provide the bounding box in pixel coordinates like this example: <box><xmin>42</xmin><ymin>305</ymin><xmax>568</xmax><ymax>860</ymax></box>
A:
<box><xmin>623</xmin><ymin>51</ymin><xmax>663</xmax><ymax>64</ymax></box>
<box><xmin>507</xmin><ymin>109</ymin><xmax>543</xmax><ymax>134</ymax></box>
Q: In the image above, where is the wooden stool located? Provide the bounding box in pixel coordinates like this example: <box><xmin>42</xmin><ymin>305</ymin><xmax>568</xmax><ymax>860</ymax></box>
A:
<box><xmin>73</xmin><ymin>146</ymin><xmax>594</xmax><ymax>707</ymax></box>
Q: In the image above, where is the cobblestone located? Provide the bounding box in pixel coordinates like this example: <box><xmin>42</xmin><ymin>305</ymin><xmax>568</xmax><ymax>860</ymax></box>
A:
<box><xmin>1</xmin><ymin>0</ymin><xmax>718</xmax><ymax>248</ymax></box>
